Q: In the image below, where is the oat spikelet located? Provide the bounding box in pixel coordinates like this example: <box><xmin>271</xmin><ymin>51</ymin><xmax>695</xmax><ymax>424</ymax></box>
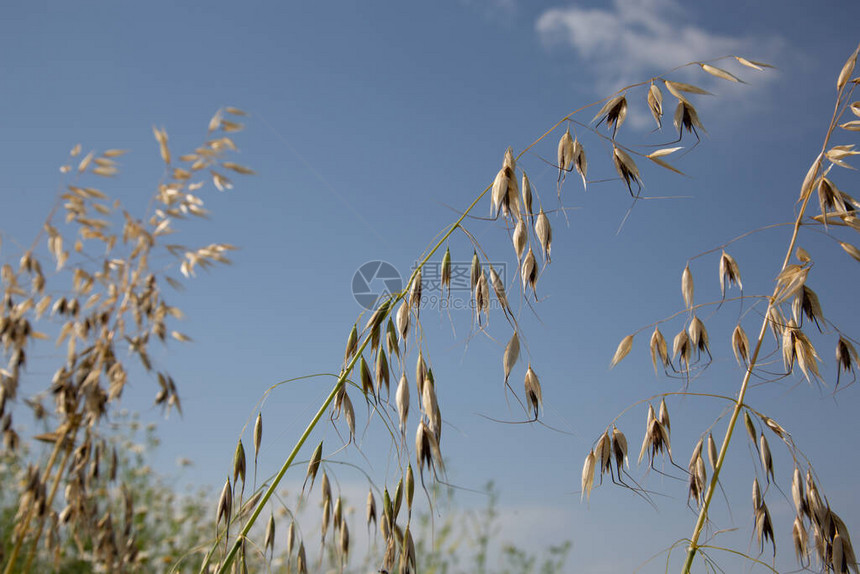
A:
<box><xmin>304</xmin><ymin>442</ymin><xmax>323</xmax><ymax>492</ymax></box>
<box><xmin>581</xmin><ymin>450</ymin><xmax>596</xmax><ymax>502</ymax></box>
<box><xmin>573</xmin><ymin>138</ymin><xmax>587</xmax><ymax>190</ymax></box>
<box><xmin>503</xmin><ymin>332</ymin><xmax>520</xmax><ymax>385</ymax></box>
<box><xmin>521</xmin><ymin>172</ymin><xmax>533</xmax><ymax>223</ymax></box>
<box><xmin>681</xmin><ymin>264</ymin><xmax>693</xmax><ymax>309</ymax></box>
<box><xmin>673</xmin><ymin>329</ymin><xmax>691</xmax><ymax>372</ymax></box>
<box><xmin>744</xmin><ymin>411</ymin><xmax>759</xmax><ymax>453</ymax></box>
<box><xmin>648</xmin><ymin>82</ymin><xmax>664</xmax><ymax>129</ymax></box>
<box><xmin>253</xmin><ymin>412</ymin><xmax>262</xmax><ymax>465</ymax></box>
<box><xmin>233</xmin><ymin>439</ymin><xmax>246</xmax><ymax>486</ymax></box>
<box><xmin>535</xmin><ymin>209</ymin><xmax>552</xmax><ymax>263</ymax></box>
<box><xmin>707</xmin><ymin>433</ymin><xmax>717</xmax><ymax>471</ymax></box>
<box><xmin>592</xmin><ymin>95</ymin><xmax>628</xmax><ymax>135</ymax></box>
<box><xmin>441</xmin><ymin>247</ymin><xmax>451</xmax><ymax>298</ymax></box>
<box><xmin>264</xmin><ymin>514</ymin><xmax>276</xmax><ymax>557</ymax></box>
<box><xmin>792</xmin><ymin>516</ymin><xmax>808</xmax><ymax>563</ymax></box>
<box><xmin>732</xmin><ymin>324</ymin><xmax>750</xmax><ymax>366</ymax></box>
<box><xmin>513</xmin><ymin>218</ymin><xmax>527</xmax><ymax>262</ymax></box>
<box><xmin>558</xmin><ymin>127</ymin><xmax>574</xmax><ymax>183</ymax></box>
<box><xmin>649</xmin><ymin>327</ymin><xmax>669</xmax><ymax>374</ymax></box>
<box><xmin>719</xmin><ymin>251</ymin><xmax>742</xmax><ymax>296</ymax></box>
<box><xmin>524</xmin><ymin>365</ymin><xmax>542</xmax><ymax>419</ymax></box>
<box><xmin>836</xmin><ymin>336</ymin><xmax>859</xmax><ymax>388</ymax></box>
<box><xmin>612</xmin><ymin>426</ymin><xmax>628</xmax><ymax>472</ymax></box>
<box><xmin>521</xmin><ymin>247</ymin><xmax>538</xmax><ymax>298</ymax></box>
<box><xmin>217</xmin><ymin>477</ymin><xmax>232</xmax><ymax>527</ymax></box>
<box><xmin>612</xmin><ymin>145</ymin><xmax>641</xmax><ymax>196</ymax></box>
<box><xmin>396</xmin><ymin>373</ymin><xmax>409</xmax><ymax>434</ymax></box>
<box><xmin>396</xmin><ymin>301</ymin><xmax>409</xmax><ymax>342</ymax></box>
<box><xmin>609</xmin><ymin>334</ymin><xmax>634</xmax><ymax>368</ymax></box>
<box><xmin>489</xmin><ymin>266</ymin><xmax>509</xmax><ymax>314</ymax></box>
<box><xmin>837</xmin><ymin>45</ymin><xmax>858</xmax><ymax>90</ymax></box>
<box><xmin>366</xmin><ymin>489</ymin><xmax>377</xmax><ymax>529</ymax></box>
<box><xmin>759</xmin><ymin>432</ymin><xmax>774</xmax><ymax>483</ymax></box>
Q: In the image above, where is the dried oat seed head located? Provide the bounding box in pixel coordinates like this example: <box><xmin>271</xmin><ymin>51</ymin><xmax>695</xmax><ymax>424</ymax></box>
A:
<box><xmin>524</xmin><ymin>365</ymin><xmax>542</xmax><ymax>419</ymax></box>
<box><xmin>649</xmin><ymin>327</ymin><xmax>669</xmax><ymax>374</ymax></box>
<box><xmin>581</xmin><ymin>450</ymin><xmax>596</xmax><ymax>502</ymax></box>
<box><xmin>719</xmin><ymin>251</ymin><xmax>742</xmax><ymax>296</ymax></box>
<box><xmin>253</xmin><ymin>413</ymin><xmax>262</xmax><ymax>465</ymax></box>
<box><xmin>503</xmin><ymin>332</ymin><xmax>520</xmax><ymax>385</ymax></box>
<box><xmin>681</xmin><ymin>264</ymin><xmax>694</xmax><ymax>309</ymax></box>
<box><xmin>513</xmin><ymin>218</ymin><xmax>527</xmax><ymax>262</ymax></box>
<box><xmin>535</xmin><ymin>209</ymin><xmax>552</xmax><ymax>263</ymax></box>
<box><xmin>609</xmin><ymin>334</ymin><xmax>634</xmax><ymax>369</ymax></box>
<box><xmin>732</xmin><ymin>324</ymin><xmax>750</xmax><ymax>366</ymax></box>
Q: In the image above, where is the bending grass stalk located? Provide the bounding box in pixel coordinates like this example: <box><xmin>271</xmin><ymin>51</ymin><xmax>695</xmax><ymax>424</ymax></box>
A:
<box><xmin>212</xmin><ymin>178</ymin><xmax>492</xmax><ymax>574</ymax></box>
<box><xmin>680</xmin><ymin>80</ymin><xmax>845</xmax><ymax>574</ymax></box>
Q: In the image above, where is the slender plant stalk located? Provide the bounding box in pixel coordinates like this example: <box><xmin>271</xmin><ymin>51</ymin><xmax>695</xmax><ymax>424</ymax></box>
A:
<box><xmin>212</xmin><ymin>181</ymin><xmax>492</xmax><ymax>574</ymax></box>
<box><xmin>680</xmin><ymin>78</ymin><xmax>846</xmax><ymax>574</ymax></box>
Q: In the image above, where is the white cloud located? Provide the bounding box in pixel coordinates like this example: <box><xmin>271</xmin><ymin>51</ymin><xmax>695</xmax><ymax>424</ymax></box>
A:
<box><xmin>536</xmin><ymin>0</ymin><xmax>782</xmax><ymax>96</ymax></box>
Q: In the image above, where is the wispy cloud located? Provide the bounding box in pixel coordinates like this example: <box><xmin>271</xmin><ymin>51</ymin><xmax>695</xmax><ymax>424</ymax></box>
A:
<box><xmin>536</xmin><ymin>0</ymin><xmax>783</xmax><ymax>95</ymax></box>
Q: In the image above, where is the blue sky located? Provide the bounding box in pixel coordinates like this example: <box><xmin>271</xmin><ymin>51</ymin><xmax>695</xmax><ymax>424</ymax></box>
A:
<box><xmin>2</xmin><ymin>1</ymin><xmax>860</xmax><ymax>572</ymax></box>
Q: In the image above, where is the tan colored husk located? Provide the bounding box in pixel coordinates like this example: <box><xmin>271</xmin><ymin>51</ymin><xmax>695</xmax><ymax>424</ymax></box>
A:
<box><xmin>521</xmin><ymin>248</ymin><xmax>537</xmax><ymax>297</ymax></box>
<box><xmin>535</xmin><ymin>209</ymin><xmax>552</xmax><ymax>263</ymax></box>
<box><xmin>649</xmin><ymin>327</ymin><xmax>669</xmax><ymax>374</ymax></box>
<box><xmin>719</xmin><ymin>251</ymin><xmax>742</xmax><ymax>296</ymax></box>
<box><xmin>612</xmin><ymin>426</ymin><xmax>628</xmax><ymax>472</ymax></box>
<box><xmin>521</xmin><ymin>173</ymin><xmax>533</xmax><ymax>223</ymax></box>
<box><xmin>396</xmin><ymin>373</ymin><xmax>409</xmax><ymax>434</ymax></box>
<box><xmin>581</xmin><ymin>450</ymin><xmax>596</xmax><ymax>502</ymax></box>
<box><xmin>503</xmin><ymin>333</ymin><xmax>520</xmax><ymax>384</ymax></box>
<box><xmin>524</xmin><ymin>365</ymin><xmax>542</xmax><ymax>418</ymax></box>
<box><xmin>489</xmin><ymin>266</ymin><xmax>510</xmax><ymax>314</ymax></box>
<box><xmin>596</xmin><ymin>431</ymin><xmax>612</xmax><ymax>477</ymax></box>
<box><xmin>648</xmin><ymin>82</ymin><xmax>663</xmax><ymax>128</ymax></box>
<box><xmin>610</xmin><ymin>334</ymin><xmax>634</xmax><ymax>368</ymax></box>
<box><xmin>706</xmin><ymin>433</ymin><xmax>717</xmax><ymax>471</ymax></box>
<box><xmin>688</xmin><ymin>316</ymin><xmax>709</xmax><ymax>357</ymax></box>
<box><xmin>732</xmin><ymin>324</ymin><xmax>750</xmax><ymax>366</ymax></box>
<box><xmin>396</xmin><ymin>301</ymin><xmax>409</xmax><ymax>342</ymax></box>
<box><xmin>366</xmin><ymin>489</ymin><xmax>377</xmax><ymax>529</ymax></box>
<box><xmin>253</xmin><ymin>413</ymin><xmax>262</xmax><ymax>465</ymax></box>
<box><xmin>759</xmin><ymin>432</ymin><xmax>774</xmax><ymax>482</ymax></box>
<box><xmin>681</xmin><ymin>264</ymin><xmax>694</xmax><ymax>309</ymax></box>
<box><xmin>513</xmin><ymin>218</ymin><xmax>527</xmax><ymax>262</ymax></box>
<box><xmin>592</xmin><ymin>95</ymin><xmax>628</xmax><ymax>134</ymax></box>
<box><xmin>573</xmin><ymin>138</ymin><xmax>587</xmax><ymax>189</ymax></box>
<box><xmin>612</xmin><ymin>145</ymin><xmax>641</xmax><ymax>194</ymax></box>
<box><xmin>558</xmin><ymin>128</ymin><xmax>574</xmax><ymax>178</ymax></box>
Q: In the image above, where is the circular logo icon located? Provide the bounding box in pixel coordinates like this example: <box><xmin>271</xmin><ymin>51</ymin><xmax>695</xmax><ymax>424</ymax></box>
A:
<box><xmin>352</xmin><ymin>261</ymin><xmax>402</xmax><ymax>310</ymax></box>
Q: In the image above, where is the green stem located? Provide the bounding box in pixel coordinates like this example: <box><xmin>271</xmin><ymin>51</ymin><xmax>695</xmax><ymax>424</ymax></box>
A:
<box><xmin>680</xmin><ymin>77</ymin><xmax>846</xmax><ymax>574</ymax></box>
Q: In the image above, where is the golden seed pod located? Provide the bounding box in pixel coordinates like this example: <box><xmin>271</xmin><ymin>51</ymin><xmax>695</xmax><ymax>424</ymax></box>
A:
<box><xmin>650</xmin><ymin>327</ymin><xmax>669</xmax><ymax>374</ymax></box>
<box><xmin>759</xmin><ymin>432</ymin><xmax>774</xmax><ymax>483</ymax></box>
<box><xmin>744</xmin><ymin>411</ymin><xmax>759</xmax><ymax>452</ymax></box>
<box><xmin>610</xmin><ymin>334</ymin><xmax>634</xmax><ymax>369</ymax></box>
<box><xmin>719</xmin><ymin>250</ymin><xmax>742</xmax><ymax>297</ymax></box>
<box><xmin>612</xmin><ymin>145</ymin><xmax>641</xmax><ymax>195</ymax></box>
<box><xmin>396</xmin><ymin>301</ymin><xmax>410</xmax><ymax>343</ymax></box>
<box><xmin>792</xmin><ymin>516</ymin><xmax>808</xmax><ymax>562</ymax></box>
<box><xmin>521</xmin><ymin>248</ymin><xmax>537</xmax><ymax>297</ymax></box>
<box><xmin>673</xmin><ymin>329</ymin><xmax>691</xmax><ymax>370</ymax></box>
<box><xmin>441</xmin><ymin>247</ymin><xmax>451</xmax><ymax>297</ymax></box>
<box><xmin>415</xmin><ymin>351</ymin><xmax>427</xmax><ymax>397</ymax></box>
<box><xmin>732</xmin><ymin>324</ymin><xmax>750</xmax><ymax>366</ymax></box>
<box><xmin>521</xmin><ymin>172</ymin><xmax>533</xmax><ymax>222</ymax></box>
<box><xmin>524</xmin><ymin>365</ymin><xmax>542</xmax><ymax>419</ymax></box>
<box><xmin>592</xmin><ymin>95</ymin><xmax>628</xmax><ymax>135</ymax></box>
<box><xmin>611</xmin><ymin>426</ymin><xmax>628</xmax><ymax>473</ymax></box>
<box><xmin>688</xmin><ymin>315</ymin><xmax>709</xmax><ymax>356</ymax></box>
<box><xmin>707</xmin><ymin>433</ymin><xmax>717</xmax><ymax>471</ymax></box>
<box><xmin>409</xmin><ymin>269</ymin><xmax>422</xmax><ymax>315</ymax></box>
<box><xmin>470</xmin><ymin>251</ymin><xmax>481</xmax><ymax>292</ymax></box>
<box><xmin>659</xmin><ymin>398</ymin><xmax>671</xmax><ymax>436</ymax></box>
<box><xmin>596</xmin><ymin>431</ymin><xmax>612</xmax><ymax>476</ymax></box>
<box><xmin>513</xmin><ymin>218</ymin><xmax>527</xmax><ymax>262</ymax></box>
<box><xmin>489</xmin><ymin>266</ymin><xmax>509</xmax><ymax>314</ymax></box>
<box><xmin>573</xmin><ymin>138</ymin><xmax>587</xmax><ymax>190</ymax></box>
<box><xmin>503</xmin><ymin>332</ymin><xmax>520</xmax><ymax>385</ymax></box>
<box><xmin>535</xmin><ymin>209</ymin><xmax>552</xmax><ymax>263</ymax></box>
<box><xmin>681</xmin><ymin>264</ymin><xmax>694</xmax><ymax>309</ymax></box>
<box><xmin>581</xmin><ymin>450</ymin><xmax>596</xmax><ymax>502</ymax></box>
<box><xmin>792</xmin><ymin>466</ymin><xmax>808</xmax><ymax>518</ymax></box>
<box><xmin>396</xmin><ymin>373</ymin><xmax>409</xmax><ymax>434</ymax></box>
<box><xmin>648</xmin><ymin>81</ymin><xmax>664</xmax><ymax>129</ymax></box>
<box><xmin>752</xmin><ymin>477</ymin><xmax>762</xmax><ymax>510</ymax></box>
<box><xmin>558</xmin><ymin>128</ymin><xmax>574</xmax><ymax>177</ymax></box>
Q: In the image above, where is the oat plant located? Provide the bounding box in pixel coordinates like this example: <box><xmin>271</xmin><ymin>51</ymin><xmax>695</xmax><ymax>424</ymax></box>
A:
<box><xmin>202</xmin><ymin>47</ymin><xmax>860</xmax><ymax>574</ymax></box>
<box><xmin>0</xmin><ymin>109</ymin><xmax>251</xmax><ymax>573</ymax></box>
